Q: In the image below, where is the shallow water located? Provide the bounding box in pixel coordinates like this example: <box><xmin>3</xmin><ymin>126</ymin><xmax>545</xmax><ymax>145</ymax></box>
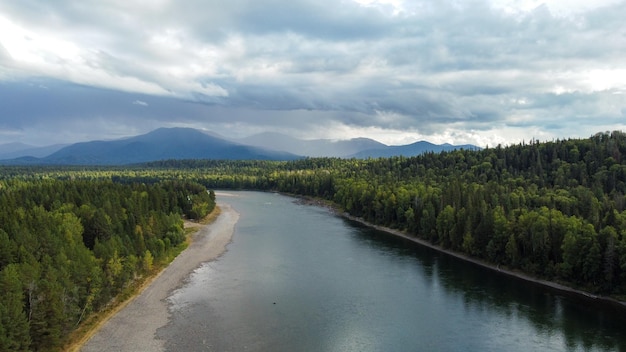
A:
<box><xmin>158</xmin><ymin>191</ymin><xmax>626</xmax><ymax>352</ymax></box>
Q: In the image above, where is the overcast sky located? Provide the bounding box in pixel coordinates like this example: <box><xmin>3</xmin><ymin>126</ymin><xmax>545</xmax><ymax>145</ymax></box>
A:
<box><xmin>1</xmin><ymin>0</ymin><xmax>625</xmax><ymax>147</ymax></box>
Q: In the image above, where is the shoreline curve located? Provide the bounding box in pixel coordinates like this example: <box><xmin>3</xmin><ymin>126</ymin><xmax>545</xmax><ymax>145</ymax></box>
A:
<box><xmin>294</xmin><ymin>195</ymin><xmax>626</xmax><ymax>312</ymax></box>
<box><xmin>341</xmin><ymin>211</ymin><xmax>626</xmax><ymax>312</ymax></box>
<box><xmin>79</xmin><ymin>201</ymin><xmax>239</xmax><ymax>352</ymax></box>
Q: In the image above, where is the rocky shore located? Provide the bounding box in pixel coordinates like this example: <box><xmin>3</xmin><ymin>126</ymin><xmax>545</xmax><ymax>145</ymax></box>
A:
<box><xmin>79</xmin><ymin>202</ymin><xmax>239</xmax><ymax>352</ymax></box>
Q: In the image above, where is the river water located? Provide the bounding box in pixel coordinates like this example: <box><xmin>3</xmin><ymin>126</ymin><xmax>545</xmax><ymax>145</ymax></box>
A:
<box><xmin>157</xmin><ymin>191</ymin><xmax>626</xmax><ymax>351</ymax></box>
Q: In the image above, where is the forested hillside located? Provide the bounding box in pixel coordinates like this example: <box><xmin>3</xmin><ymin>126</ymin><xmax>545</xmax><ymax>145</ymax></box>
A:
<box><xmin>1</xmin><ymin>131</ymin><xmax>625</xmax><ymax>351</ymax></box>
<box><xmin>0</xmin><ymin>178</ymin><xmax>215</xmax><ymax>351</ymax></box>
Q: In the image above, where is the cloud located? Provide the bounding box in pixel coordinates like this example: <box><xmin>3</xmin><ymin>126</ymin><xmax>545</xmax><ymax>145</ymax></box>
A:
<box><xmin>133</xmin><ymin>100</ymin><xmax>148</xmax><ymax>106</ymax></box>
<box><xmin>0</xmin><ymin>0</ymin><xmax>625</xmax><ymax>146</ymax></box>
<box><xmin>0</xmin><ymin>42</ymin><xmax>11</xmax><ymax>62</ymax></box>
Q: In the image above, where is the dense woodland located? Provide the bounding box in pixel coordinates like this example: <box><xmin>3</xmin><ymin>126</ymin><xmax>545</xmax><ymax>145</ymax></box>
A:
<box><xmin>0</xmin><ymin>179</ymin><xmax>215</xmax><ymax>351</ymax></box>
<box><xmin>1</xmin><ymin>131</ymin><xmax>626</xmax><ymax>351</ymax></box>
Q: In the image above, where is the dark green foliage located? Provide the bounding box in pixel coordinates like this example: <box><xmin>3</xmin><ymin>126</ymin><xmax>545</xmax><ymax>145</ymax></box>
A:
<box><xmin>0</xmin><ymin>177</ymin><xmax>214</xmax><ymax>351</ymax></box>
<box><xmin>0</xmin><ymin>265</ymin><xmax>31</xmax><ymax>351</ymax></box>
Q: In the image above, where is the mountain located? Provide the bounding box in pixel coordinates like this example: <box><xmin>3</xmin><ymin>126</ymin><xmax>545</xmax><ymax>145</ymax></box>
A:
<box><xmin>349</xmin><ymin>141</ymin><xmax>479</xmax><ymax>158</ymax></box>
<box><xmin>2</xmin><ymin>128</ymin><xmax>299</xmax><ymax>165</ymax></box>
<box><xmin>241</xmin><ymin>132</ymin><xmax>478</xmax><ymax>158</ymax></box>
<box><xmin>0</xmin><ymin>128</ymin><xmax>481</xmax><ymax>165</ymax></box>
<box><xmin>0</xmin><ymin>142</ymin><xmax>68</xmax><ymax>159</ymax></box>
<box><xmin>0</xmin><ymin>142</ymin><xmax>33</xmax><ymax>155</ymax></box>
<box><xmin>239</xmin><ymin>132</ymin><xmax>387</xmax><ymax>157</ymax></box>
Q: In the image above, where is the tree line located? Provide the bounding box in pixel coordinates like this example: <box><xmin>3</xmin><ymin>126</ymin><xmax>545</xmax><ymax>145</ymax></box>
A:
<box><xmin>0</xmin><ymin>178</ymin><xmax>215</xmax><ymax>351</ymax></box>
<box><xmin>1</xmin><ymin>130</ymin><xmax>625</xmax><ymax>350</ymax></box>
<box><xmin>143</xmin><ymin>131</ymin><xmax>626</xmax><ymax>295</ymax></box>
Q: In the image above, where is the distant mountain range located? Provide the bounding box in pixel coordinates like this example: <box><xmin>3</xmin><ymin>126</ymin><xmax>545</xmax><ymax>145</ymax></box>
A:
<box><xmin>1</xmin><ymin>128</ymin><xmax>298</xmax><ymax>165</ymax></box>
<box><xmin>0</xmin><ymin>127</ymin><xmax>479</xmax><ymax>165</ymax></box>
<box><xmin>239</xmin><ymin>132</ymin><xmax>478</xmax><ymax>158</ymax></box>
<box><xmin>0</xmin><ymin>142</ymin><xmax>68</xmax><ymax>160</ymax></box>
<box><xmin>350</xmin><ymin>141</ymin><xmax>479</xmax><ymax>158</ymax></box>
<box><xmin>238</xmin><ymin>132</ymin><xmax>387</xmax><ymax>158</ymax></box>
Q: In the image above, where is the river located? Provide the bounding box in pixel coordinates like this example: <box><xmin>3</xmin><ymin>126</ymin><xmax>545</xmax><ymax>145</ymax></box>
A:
<box><xmin>157</xmin><ymin>191</ymin><xmax>626</xmax><ymax>351</ymax></box>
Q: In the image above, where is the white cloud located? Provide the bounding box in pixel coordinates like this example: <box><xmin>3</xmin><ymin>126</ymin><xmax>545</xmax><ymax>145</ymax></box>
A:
<box><xmin>0</xmin><ymin>0</ymin><xmax>625</xmax><ymax>147</ymax></box>
<box><xmin>132</xmin><ymin>100</ymin><xmax>148</xmax><ymax>106</ymax></box>
<box><xmin>0</xmin><ymin>12</ymin><xmax>229</xmax><ymax>99</ymax></box>
<box><xmin>490</xmin><ymin>0</ymin><xmax>624</xmax><ymax>17</ymax></box>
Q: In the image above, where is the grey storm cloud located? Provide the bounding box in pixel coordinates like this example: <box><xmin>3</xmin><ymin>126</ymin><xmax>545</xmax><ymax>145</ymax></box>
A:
<box><xmin>0</xmin><ymin>0</ymin><xmax>625</xmax><ymax>146</ymax></box>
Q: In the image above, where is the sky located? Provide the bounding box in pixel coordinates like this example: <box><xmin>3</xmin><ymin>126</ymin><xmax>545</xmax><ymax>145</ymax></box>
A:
<box><xmin>0</xmin><ymin>0</ymin><xmax>625</xmax><ymax>147</ymax></box>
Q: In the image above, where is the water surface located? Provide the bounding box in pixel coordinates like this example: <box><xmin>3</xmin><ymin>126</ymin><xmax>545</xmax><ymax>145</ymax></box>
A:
<box><xmin>158</xmin><ymin>191</ymin><xmax>626</xmax><ymax>351</ymax></box>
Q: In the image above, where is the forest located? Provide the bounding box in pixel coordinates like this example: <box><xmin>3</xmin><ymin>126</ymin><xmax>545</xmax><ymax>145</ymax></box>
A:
<box><xmin>1</xmin><ymin>130</ymin><xmax>625</xmax><ymax>351</ymax></box>
<box><xmin>0</xmin><ymin>178</ymin><xmax>215</xmax><ymax>351</ymax></box>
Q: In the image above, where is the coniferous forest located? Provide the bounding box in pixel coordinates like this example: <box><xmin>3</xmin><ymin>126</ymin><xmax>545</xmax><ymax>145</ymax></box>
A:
<box><xmin>0</xmin><ymin>179</ymin><xmax>215</xmax><ymax>351</ymax></box>
<box><xmin>1</xmin><ymin>131</ymin><xmax>626</xmax><ymax>351</ymax></box>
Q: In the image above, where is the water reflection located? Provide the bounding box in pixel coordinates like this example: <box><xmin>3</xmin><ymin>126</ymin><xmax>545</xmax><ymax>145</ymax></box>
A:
<box><xmin>345</xmin><ymin>219</ymin><xmax>626</xmax><ymax>351</ymax></box>
<box><xmin>160</xmin><ymin>192</ymin><xmax>626</xmax><ymax>352</ymax></box>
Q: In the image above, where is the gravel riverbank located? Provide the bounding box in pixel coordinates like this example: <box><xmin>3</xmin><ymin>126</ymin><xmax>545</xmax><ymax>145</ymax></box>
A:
<box><xmin>80</xmin><ymin>201</ymin><xmax>239</xmax><ymax>352</ymax></box>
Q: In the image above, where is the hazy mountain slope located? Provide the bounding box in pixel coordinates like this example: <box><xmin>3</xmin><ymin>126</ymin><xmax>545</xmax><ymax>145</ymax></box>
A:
<box><xmin>350</xmin><ymin>141</ymin><xmax>479</xmax><ymax>158</ymax></box>
<box><xmin>1</xmin><ymin>128</ymin><xmax>480</xmax><ymax>164</ymax></box>
<box><xmin>0</xmin><ymin>142</ymin><xmax>68</xmax><ymax>159</ymax></box>
<box><xmin>0</xmin><ymin>142</ymin><xmax>33</xmax><ymax>154</ymax></box>
<box><xmin>3</xmin><ymin>128</ymin><xmax>299</xmax><ymax>165</ymax></box>
<box><xmin>240</xmin><ymin>132</ymin><xmax>386</xmax><ymax>157</ymax></box>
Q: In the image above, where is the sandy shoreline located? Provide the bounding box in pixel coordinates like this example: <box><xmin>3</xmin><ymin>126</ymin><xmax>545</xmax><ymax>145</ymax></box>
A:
<box><xmin>80</xmin><ymin>202</ymin><xmax>239</xmax><ymax>352</ymax></box>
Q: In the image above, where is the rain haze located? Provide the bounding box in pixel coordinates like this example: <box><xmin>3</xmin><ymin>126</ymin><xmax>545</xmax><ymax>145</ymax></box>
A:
<box><xmin>0</xmin><ymin>0</ymin><xmax>625</xmax><ymax>147</ymax></box>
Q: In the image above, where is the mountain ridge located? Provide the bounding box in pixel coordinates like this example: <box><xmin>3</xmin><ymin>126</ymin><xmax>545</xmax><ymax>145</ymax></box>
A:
<box><xmin>0</xmin><ymin>128</ymin><xmax>480</xmax><ymax>165</ymax></box>
<box><xmin>350</xmin><ymin>140</ymin><xmax>479</xmax><ymax>158</ymax></box>
<box><xmin>1</xmin><ymin>128</ymin><xmax>299</xmax><ymax>165</ymax></box>
<box><xmin>0</xmin><ymin>142</ymin><xmax>68</xmax><ymax>159</ymax></box>
<box><xmin>239</xmin><ymin>132</ymin><xmax>387</xmax><ymax>157</ymax></box>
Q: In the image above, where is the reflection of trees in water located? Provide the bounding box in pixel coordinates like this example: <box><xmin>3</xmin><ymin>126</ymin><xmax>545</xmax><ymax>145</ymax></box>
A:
<box><xmin>349</xmin><ymin>220</ymin><xmax>626</xmax><ymax>351</ymax></box>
